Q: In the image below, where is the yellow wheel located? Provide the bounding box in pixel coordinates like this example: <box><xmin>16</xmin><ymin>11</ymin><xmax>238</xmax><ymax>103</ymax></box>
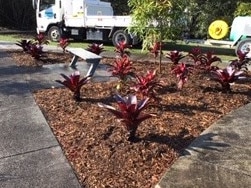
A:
<box><xmin>208</xmin><ymin>20</ymin><xmax>229</xmax><ymax>40</ymax></box>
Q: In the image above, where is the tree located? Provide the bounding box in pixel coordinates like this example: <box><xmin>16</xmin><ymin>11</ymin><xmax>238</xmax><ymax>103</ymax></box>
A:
<box><xmin>128</xmin><ymin>0</ymin><xmax>189</xmax><ymax>72</ymax></box>
<box><xmin>234</xmin><ymin>2</ymin><xmax>251</xmax><ymax>17</ymax></box>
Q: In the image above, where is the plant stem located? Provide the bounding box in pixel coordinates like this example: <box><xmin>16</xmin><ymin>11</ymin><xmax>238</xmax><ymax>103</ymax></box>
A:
<box><xmin>73</xmin><ymin>90</ymin><xmax>81</xmax><ymax>101</ymax></box>
<box><xmin>128</xmin><ymin>127</ymin><xmax>138</xmax><ymax>142</ymax></box>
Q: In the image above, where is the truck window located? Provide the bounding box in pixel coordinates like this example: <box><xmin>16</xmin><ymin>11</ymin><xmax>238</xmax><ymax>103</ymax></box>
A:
<box><xmin>39</xmin><ymin>0</ymin><xmax>55</xmax><ymax>11</ymax></box>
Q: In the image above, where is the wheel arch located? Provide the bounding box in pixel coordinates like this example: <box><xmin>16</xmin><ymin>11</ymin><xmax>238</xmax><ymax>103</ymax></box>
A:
<box><xmin>110</xmin><ymin>27</ymin><xmax>140</xmax><ymax>46</ymax></box>
<box><xmin>46</xmin><ymin>24</ymin><xmax>62</xmax><ymax>42</ymax></box>
<box><xmin>235</xmin><ymin>37</ymin><xmax>251</xmax><ymax>56</ymax></box>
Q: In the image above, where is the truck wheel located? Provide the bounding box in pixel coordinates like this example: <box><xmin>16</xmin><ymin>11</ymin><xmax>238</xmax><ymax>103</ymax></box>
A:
<box><xmin>236</xmin><ymin>38</ymin><xmax>251</xmax><ymax>57</ymax></box>
<box><xmin>48</xmin><ymin>26</ymin><xmax>61</xmax><ymax>42</ymax></box>
<box><xmin>112</xmin><ymin>30</ymin><xmax>131</xmax><ymax>46</ymax></box>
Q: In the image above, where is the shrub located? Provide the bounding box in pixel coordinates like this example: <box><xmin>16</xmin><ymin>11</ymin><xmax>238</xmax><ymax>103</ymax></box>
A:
<box><xmin>114</xmin><ymin>41</ymin><xmax>131</xmax><ymax>58</ymax></box>
<box><xmin>86</xmin><ymin>43</ymin><xmax>104</xmax><ymax>55</ymax></box>
<box><xmin>28</xmin><ymin>44</ymin><xmax>43</xmax><ymax>60</ymax></box>
<box><xmin>98</xmin><ymin>94</ymin><xmax>155</xmax><ymax>141</ymax></box>
<box><xmin>234</xmin><ymin>2</ymin><xmax>251</xmax><ymax>17</ymax></box>
<box><xmin>210</xmin><ymin>66</ymin><xmax>246</xmax><ymax>92</ymax></box>
<box><xmin>171</xmin><ymin>63</ymin><xmax>192</xmax><ymax>90</ymax></box>
<box><xmin>108</xmin><ymin>56</ymin><xmax>135</xmax><ymax>90</ymax></box>
<box><xmin>229</xmin><ymin>50</ymin><xmax>250</xmax><ymax>71</ymax></box>
<box><xmin>199</xmin><ymin>51</ymin><xmax>221</xmax><ymax>71</ymax></box>
<box><xmin>15</xmin><ymin>39</ymin><xmax>32</xmax><ymax>52</ymax></box>
<box><xmin>131</xmin><ymin>70</ymin><xmax>162</xmax><ymax>100</ymax></box>
<box><xmin>33</xmin><ymin>33</ymin><xmax>49</xmax><ymax>46</ymax></box>
<box><xmin>166</xmin><ymin>50</ymin><xmax>185</xmax><ymax>65</ymax></box>
<box><xmin>55</xmin><ymin>71</ymin><xmax>91</xmax><ymax>101</ymax></box>
<box><xmin>58</xmin><ymin>38</ymin><xmax>70</xmax><ymax>53</ymax></box>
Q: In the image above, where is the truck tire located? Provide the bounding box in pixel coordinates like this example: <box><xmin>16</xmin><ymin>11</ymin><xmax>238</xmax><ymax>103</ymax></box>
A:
<box><xmin>112</xmin><ymin>30</ymin><xmax>131</xmax><ymax>46</ymax></box>
<box><xmin>48</xmin><ymin>26</ymin><xmax>61</xmax><ymax>42</ymax></box>
<box><xmin>235</xmin><ymin>38</ymin><xmax>251</xmax><ymax>57</ymax></box>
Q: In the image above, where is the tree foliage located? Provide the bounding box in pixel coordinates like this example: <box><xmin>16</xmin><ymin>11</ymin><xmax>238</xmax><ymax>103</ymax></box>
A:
<box><xmin>234</xmin><ymin>2</ymin><xmax>251</xmax><ymax>17</ymax></box>
<box><xmin>183</xmin><ymin>0</ymin><xmax>237</xmax><ymax>39</ymax></box>
<box><xmin>128</xmin><ymin>0</ymin><xmax>188</xmax><ymax>49</ymax></box>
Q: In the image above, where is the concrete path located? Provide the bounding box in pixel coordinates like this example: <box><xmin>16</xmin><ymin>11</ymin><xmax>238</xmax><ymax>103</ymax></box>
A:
<box><xmin>0</xmin><ymin>42</ymin><xmax>251</xmax><ymax>188</ymax></box>
<box><xmin>156</xmin><ymin>103</ymin><xmax>251</xmax><ymax>188</ymax></box>
<box><xmin>0</xmin><ymin>51</ymin><xmax>82</xmax><ymax>187</ymax></box>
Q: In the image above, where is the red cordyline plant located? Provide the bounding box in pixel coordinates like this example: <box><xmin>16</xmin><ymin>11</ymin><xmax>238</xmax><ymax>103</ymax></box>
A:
<box><xmin>210</xmin><ymin>66</ymin><xmax>246</xmax><ymax>92</ymax></box>
<box><xmin>166</xmin><ymin>50</ymin><xmax>185</xmax><ymax>64</ymax></box>
<box><xmin>188</xmin><ymin>47</ymin><xmax>204</xmax><ymax>65</ymax></box>
<box><xmin>114</xmin><ymin>40</ymin><xmax>131</xmax><ymax>57</ymax></box>
<box><xmin>131</xmin><ymin>70</ymin><xmax>162</xmax><ymax>100</ymax></box>
<box><xmin>15</xmin><ymin>39</ymin><xmax>43</xmax><ymax>59</ymax></box>
<box><xmin>199</xmin><ymin>51</ymin><xmax>221</xmax><ymax>71</ymax></box>
<box><xmin>229</xmin><ymin>50</ymin><xmax>250</xmax><ymax>71</ymax></box>
<box><xmin>28</xmin><ymin>44</ymin><xmax>43</xmax><ymax>59</ymax></box>
<box><xmin>34</xmin><ymin>33</ymin><xmax>49</xmax><ymax>46</ymax></box>
<box><xmin>15</xmin><ymin>39</ymin><xmax>32</xmax><ymax>52</ymax></box>
<box><xmin>55</xmin><ymin>71</ymin><xmax>91</xmax><ymax>101</ymax></box>
<box><xmin>148</xmin><ymin>41</ymin><xmax>161</xmax><ymax>64</ymax></box>
<box><xmin>58</xmin><ymin>37</ymin><xmax>70</xmax><ymax>53</ymax></box>
<box><xmin>86</xmin><ymin>43</ymin><xmax>105</xmax><ymax>55</ymax></box>
<box><xmin>98</xmin><ymin>94</ymin><xmax>155</xmax><ymax>141</ymax></box>
<box><xmin>171</xmin><ymin>63</ymin><xmax>192</xmax><ymax>90</ymax></box>
<box><xmin>108</xmin><ymin>56</ymin><xmax>135</xmax><ymax>90</ymax></box>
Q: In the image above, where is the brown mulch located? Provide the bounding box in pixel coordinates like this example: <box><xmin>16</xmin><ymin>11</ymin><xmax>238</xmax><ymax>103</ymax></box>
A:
<box><xmin>8</xmin><ymin>50</ymin><xmax>251</xmax><ymax>188</ymax></box>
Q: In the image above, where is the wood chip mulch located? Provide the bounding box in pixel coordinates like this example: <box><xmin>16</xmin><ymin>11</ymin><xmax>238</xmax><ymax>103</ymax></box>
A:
<box><xmin>8</xmin><ymin>50</ymin><xmax>251</xmax><ymax>188</ymax></box>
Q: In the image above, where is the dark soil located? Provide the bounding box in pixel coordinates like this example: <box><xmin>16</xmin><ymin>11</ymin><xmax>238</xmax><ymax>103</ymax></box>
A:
<box><xmin>8</xmin><ymin>49</ymin><xmax>251</xmax><ymax>188</ymax></box>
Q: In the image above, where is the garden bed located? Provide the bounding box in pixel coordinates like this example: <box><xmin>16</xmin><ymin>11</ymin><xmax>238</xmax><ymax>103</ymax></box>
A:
<box><xmin>9</xmin><ymin>50</ymin><xmax>251</xmax><ymax>187</ymax></box>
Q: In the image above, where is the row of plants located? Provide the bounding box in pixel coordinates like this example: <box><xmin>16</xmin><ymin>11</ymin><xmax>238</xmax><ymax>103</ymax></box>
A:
<box><xmin>16</xmin><ymin>34</ymin><xmax>70</xmax><ymax>59</ymax></box>
<box><xmin>15</xmin><ymin>35</ymin><xmax>250</xmax><ymax>142</ymax></box>
<box><xmin>53</xmin><ymin>39</ymin><xmax>250</xmax><ymax>142</ymax></box>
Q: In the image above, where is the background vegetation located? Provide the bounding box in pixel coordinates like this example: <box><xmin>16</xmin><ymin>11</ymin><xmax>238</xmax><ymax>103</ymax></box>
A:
<box><xmin>0</xmin><ymin>0</ymin><xmax>35</xmax><ymax>30</ymax></box>
<box><xmin>0</xmin><ymin>0</ymin><xmax>250</xmax><ymax>39</ymax></box>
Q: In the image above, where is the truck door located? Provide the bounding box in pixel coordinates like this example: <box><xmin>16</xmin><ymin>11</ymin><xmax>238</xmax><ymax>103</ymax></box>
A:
<box><xmin>36</xmin><ymin>0</ymin><xmax>63</xmax><ymax>35</ymax></box>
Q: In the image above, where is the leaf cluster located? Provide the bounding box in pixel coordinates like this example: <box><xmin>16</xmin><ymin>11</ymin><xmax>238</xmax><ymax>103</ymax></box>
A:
<box><xmin>58</xmin><ymin>38</ymin><xmax>70</xmax><ymax>53</ymax></box>
<box><xmin>128</xmin><ymin>0</ymin><xmax>188</xmax><ymax>43</ymax></box>
<box><xmin>98</xmin><ymin>94</ymin><xmax>155</xmax><ymax>141</ymax></box>
<box><xmin>86</xmin><ymin>43</ymin><xmax>105</xmax><ymax>55</ymax></box>
<box><xmin>55</xmin><ymin>71</ymin><xmax>91</xmax><ymax>101</ymax></box>
<box><xmin>15</xmin><ymin>34</ymin><xmax>49</xmax><ymax>60</ymax></box>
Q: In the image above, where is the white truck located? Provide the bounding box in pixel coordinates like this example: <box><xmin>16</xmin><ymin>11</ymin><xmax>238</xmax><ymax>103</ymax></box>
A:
<box><xmin>32</xmin><ymin>0</ymin><xmax>138</xmax><ymax>46</ymax></box>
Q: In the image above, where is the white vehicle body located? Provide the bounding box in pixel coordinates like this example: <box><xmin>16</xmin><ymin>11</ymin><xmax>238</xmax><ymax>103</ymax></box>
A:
<box><xmin>32</xmin><ymin>0</ymin><xmax>138</xmax><ymax>45</ymax></box>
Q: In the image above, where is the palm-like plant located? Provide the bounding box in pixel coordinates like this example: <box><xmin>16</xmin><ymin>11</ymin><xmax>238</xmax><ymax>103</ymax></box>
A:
<box><xmin>131</xmin><ymin>70</ymin><xmax>162</xmax><ymax>99</ymax></box>
<box><xmin>166</xmin><ymin>50</ymin><xmax>185</xmax><ymax>64</ymax></box>
<box><xmin>199</xmin><ymin>51</ymin><xmax>221</xmax><ymax>70</ymax></box>
<box><xmin>86</xmin><ymin>43</ymin><xmax>105</xmax><ymax>55</ymax></box>
<box><xmin>28</xmin><ymin>44</ymin><xmax>43</xmax><ymax>59</ymax></box>
<box><xmin>114</xmin><ymin>41</ymin><xmax>131</xmax><ymax>57</ymax></box>
<box><xmin>108</xmin><ymin>56</ymin><xmax>135</xmax><ymax>90</ymax></box>
<box><xmin>58</xmin><ymin>37</ymin><xmax>70</xmax><ymax>53</ymax></box>
<box><xmin>210</xmin><ymin>66</ymin><xmax>246</xmax><ymax>92</ymax></box>
<box><xmin>55</xmin><ymin>71</ymin><xmax>91</xmax><ymax>101</ymax></box>
<box><xmin>15</xmin><ymin>39</ymin><xmax>32</xmax><ymax>52</ymax></box>
<box><xmin>229</xmin><ymin>50</ymin><xmax>250</xmax><ymax>71</ymax></box>
<box><xmin>34</xmin><ymin>33</ymin><xmax>49</xmax><ymax>46</ymax></box>
<box><xmin>98</xmin><ymin>94</ymin><xmax>155</xmax><ymax>141</ymax></box>
<box><xmin>188</xmin><ymin>47</ymin><xmax>204</xmax><ymax>65</ymax></box>
<box><xmin>171</xmin><ymin>63</ymin><xmax>192</xmax><ymax>90</ymax></box>
<box><xmin>148</xmin><ymin>41</ymin><xmax>161</xmax><ymax>64</ymax></box>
